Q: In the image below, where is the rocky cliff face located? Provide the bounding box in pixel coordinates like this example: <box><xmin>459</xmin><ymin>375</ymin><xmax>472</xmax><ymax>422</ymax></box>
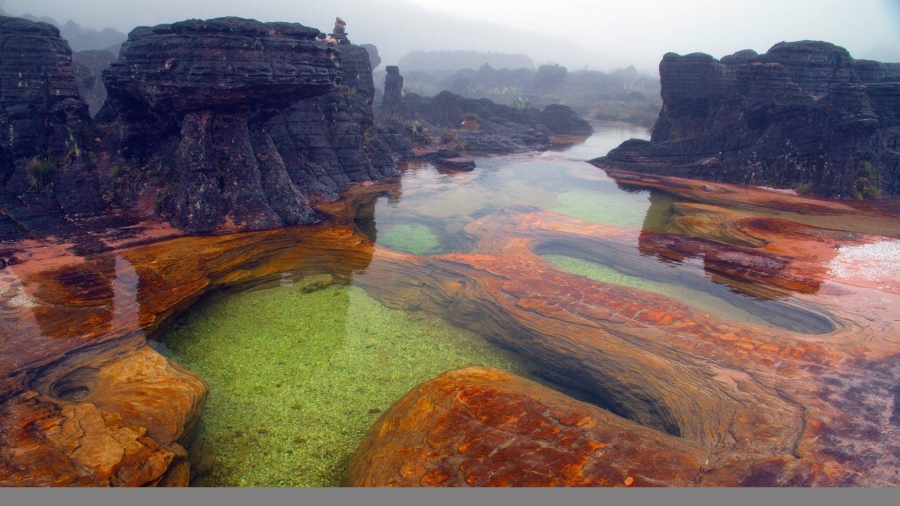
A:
<box><xmin>265</xmin><ymin>44</ymin><xmax>399</xmax><ymax>202</ymax></box>
<box><xmin>592</xmin><ymin>41</ymin><xmax>900</xmax><ymax>198</ymax></box>
<box><xmin>0</xmin><ymin>16</ymin><xmax>107</xmax><ymax>242</ymax></box>
<box><xmin>100</xmin><ymin>17</ymin><xmax>340</xmax><ymax>234</ymax></box>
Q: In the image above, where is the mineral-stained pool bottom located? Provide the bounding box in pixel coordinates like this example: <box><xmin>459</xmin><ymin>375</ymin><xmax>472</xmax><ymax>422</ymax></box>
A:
<box><xmin>158</xmin><ymin>279</ymin><xmax>533</xmax><ymax>487</ymax></box>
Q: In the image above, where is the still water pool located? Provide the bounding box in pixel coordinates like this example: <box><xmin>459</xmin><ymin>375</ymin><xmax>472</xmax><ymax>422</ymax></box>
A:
<box><xmin>158</xmin><ymin>122</ymin><xmax>828</xmax><ymax>486</ymax></box>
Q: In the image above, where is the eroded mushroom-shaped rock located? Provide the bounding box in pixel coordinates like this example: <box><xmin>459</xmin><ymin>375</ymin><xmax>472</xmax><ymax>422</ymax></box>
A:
<box><xmin>101</xmin><ymin>17</ymin><xmax>340</xmax><ymax>233</ymax></box>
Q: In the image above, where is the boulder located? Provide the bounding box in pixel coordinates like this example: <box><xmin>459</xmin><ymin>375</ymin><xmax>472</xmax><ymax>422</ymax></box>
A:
<box><xmin>538</xmin><ymin>104</ymin><xmax>593</xmax><ymax>136</ymax></box>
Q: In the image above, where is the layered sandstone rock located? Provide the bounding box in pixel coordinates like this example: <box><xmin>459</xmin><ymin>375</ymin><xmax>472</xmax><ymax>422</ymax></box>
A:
<box><xmin>592</xmin><ymin>41</ymin><xmax>900</xmax><ymax>199</ymax></box>
<box><xmin>265</xmin><ymin>43</ymin><xmax>399</xmax><ymax>201</ymax></box>
<box><xmin>100</xmin><ymin>17</ymin><xmax>339</xmax><ymax>233</ymax></box>
<box><xmin>0</xmin><ymin>16</ymin><xmax>107</xmax><ymax>243</ymax></box>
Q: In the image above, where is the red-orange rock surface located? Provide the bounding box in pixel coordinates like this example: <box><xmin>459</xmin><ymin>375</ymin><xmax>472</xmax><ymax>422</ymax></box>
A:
<box><xmin>2</xmin><ymin>175</ymin><xmax>900</xmax><ymax>486</ymax></box>
<box><xmin>346</xmin><ymin>366</ymin><xmax>706</xmax><ymax>487</ymax></box>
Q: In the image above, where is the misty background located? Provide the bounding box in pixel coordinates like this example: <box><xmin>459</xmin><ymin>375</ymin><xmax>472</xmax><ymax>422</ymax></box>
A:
<box><xmin>1</xmin><ymin>0</ymin><xmax>898</xmax><ymax>73</ymax></box>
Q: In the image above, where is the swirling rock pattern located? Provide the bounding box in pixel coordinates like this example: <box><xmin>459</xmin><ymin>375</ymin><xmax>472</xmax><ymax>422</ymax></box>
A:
<box><xmin>2</xmin><ymin>176</ymin><xmax>900</xmax><ymax>486</ymax></box>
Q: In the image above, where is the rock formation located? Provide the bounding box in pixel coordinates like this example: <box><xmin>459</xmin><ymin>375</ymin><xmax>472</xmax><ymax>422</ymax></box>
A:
<box><xmin>265</xmin><ymin>42</ymin><xmax>400</xmax><ymax>202</ymax></box>
<box><xmin>346</xmin><ymin>367</ymin><xmax>706</xmax><ymax>486</ymax></box>
<box><xmin>0</xmin><ymin>16</ymin><xmax>107</xmax><ymax>243</ymax></box>
<box><xmin>539</xmin><ymin>104</ymin><xmax>593</xmax><ymax>137</ymax></box>
<box><xmin>329</xmin><ymin>17</ymin><xmax>349</xmax><ymax>45</ymax></box>
<box><xmin>360</xmin><ymin>44</ymin><xmax>381</xmax><ymax>69</ymax></box>
<box><xmin>402</xmin><ymin>90</ymin><xmax>552</xmax><ymax>153</ymax></box>
<box><xmin>592</xmin><ymin>41</ymin><xmax>900</xmax><ymax>199</ymax></box>
<box><xmin>381</xmin><ymin>66</ymin><xmax>407</xmax><ymax>118</ymax></box>
<box><xmin>380</xmin><ymin>67</ymin><xmax>591</xmax><ymax>152</ymax></box>
<box><xmin>99</xmin><ymin>17</ymin><xmax>340</xmax><ymax>233</ymax></box>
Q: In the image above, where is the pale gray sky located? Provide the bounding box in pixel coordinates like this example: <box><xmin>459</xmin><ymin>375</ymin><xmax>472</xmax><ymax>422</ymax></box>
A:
<box><xmin>4</xmin><ymin>0</ymin><xmax>899</xmax><ymax>72</ymax></box>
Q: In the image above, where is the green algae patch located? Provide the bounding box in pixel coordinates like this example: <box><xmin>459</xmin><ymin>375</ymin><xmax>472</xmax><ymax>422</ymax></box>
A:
<box><xmin>551</xmin><ymin>188</ymin><xmax>650</xmax><ymax>229</ymax></box>
<box><xmin>542</xmin><ymin>254</ymin><xmax>773</xmax><ymax>329</ymax></box>
<box><xmin>160</xmin><ymin>282</ymin><xmax>529</xmax><ymax>487</ymax></box>
<box><xmin>378</xmin><ymin>223</ymin><xmax>440</xmax><ymax>255</ymax></box>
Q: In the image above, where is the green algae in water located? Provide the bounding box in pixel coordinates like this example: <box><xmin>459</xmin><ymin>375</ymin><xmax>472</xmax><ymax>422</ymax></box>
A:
<box><xmin>542</xmin><ymin>254</ymin><xmax>774</xmax><ymax>329</ymax></box>
<box><xmin>551</xmin><ymin>188</ymin><xmax>650</xmax><ymax>229</ymax></box>
<box><xmin>161</xmin><ymin>282</ymin><xmax>530</xmax><ymax>487</ymax></box>
<box><xmin>378</xmin><ymin>223</ymin><xmax>440</xmax><ymax>255</ymax></box>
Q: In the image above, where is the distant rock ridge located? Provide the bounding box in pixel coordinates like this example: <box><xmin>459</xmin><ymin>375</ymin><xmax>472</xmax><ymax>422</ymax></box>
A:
<box><xmin>73</xmin><ymin>49</ymin><xmax>117</xmax><ymax>117</ymax></box>
<box><xmin>591</xmin><ymin>41</ymin><xmax>900</xmax><ymax>199</ymax></box>
<box><xmin>380</xmin><ymin>67</ymin><xmax>592</xmax><ymax>153</ymax></box>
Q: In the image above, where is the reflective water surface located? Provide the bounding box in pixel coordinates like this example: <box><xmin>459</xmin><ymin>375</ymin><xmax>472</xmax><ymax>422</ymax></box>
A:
<box><xmin>156</xmin><ymin>122</ymin><xmax>845</xmax><ymax>486</ymax></box>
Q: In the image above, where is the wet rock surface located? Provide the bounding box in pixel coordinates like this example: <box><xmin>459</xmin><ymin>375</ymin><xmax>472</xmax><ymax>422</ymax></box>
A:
<box><xmin>346</xmin><ymin>366</ymin><xmax>705</xmax><ymax>487</ymax></box>
<box><xmin>3</xmin><ymin>179</ymin><xmax>900</xmax><ymax>486</ymax></box>
<box><xmin>592</xmin><ymin>41</ymin><xmax>900</xmax><ymax>199</ymax></box>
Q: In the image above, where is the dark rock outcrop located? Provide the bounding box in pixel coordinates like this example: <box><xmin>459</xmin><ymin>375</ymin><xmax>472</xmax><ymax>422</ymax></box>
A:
<box><xmin>381</xmin><ymin>65</ymin><xmax>408</xmax><ymax>118</ymax></box>
<box><xmin>532</xmin><ymin>63</ymin><xmax>567</xmax><ymax>92</ymax></box>
<box><xmin>538</xmin><ymin>104</ymin><xmax>593</xmax><ymax>136</ymax></box>
<box><xmin>403</xmin><ymin>90</ymin><xmax>552</xmax><ymax>153</ymax></box>
<box><xmin>424</xmin><ymin>148</ymin><xmax>475</xmax><ymax>170</ymax></box>
<box><xmin>265</xmin><ymin>43</ymin><xmax>400</xmax><ymax>201</ymax></box>
<box><xmin>378</xmin><ymin>67</ymin><xmax>590</xmax><ymax>154</ymax></box>
<box><xmin>72</xmin><ymin>50</ymin><xmax>116</xmax><ymax>117</ymax></box>
<box><xmin>100</xmin><ymin>17</ymin><xmax>340</xmax><ymax>233</ymax></box>
<box><xmin>0</xmin><ymin>16</ymin><xmax>107</xmax><ymax>242</ymax></box>
<box><xmin>360</xmin><ymin>44</ymin><xmax>381</xmax><ymax>69</ymax></box>
<box><xmin>592</xmin><ymin>41</ymin><xmax>900</xmax><ymax>198</ymax></box>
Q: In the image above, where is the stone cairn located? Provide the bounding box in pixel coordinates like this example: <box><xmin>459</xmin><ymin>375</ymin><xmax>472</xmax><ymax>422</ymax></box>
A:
<box><xmin>330</xmin><ymin>17</ymin><xmax>350</xmax><ymax>45</ymax></box>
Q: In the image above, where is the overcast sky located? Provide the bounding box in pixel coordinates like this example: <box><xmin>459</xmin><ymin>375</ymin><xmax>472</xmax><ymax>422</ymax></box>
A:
<box><xmin>4</xmin><ymin>0</ymin><xmax>899</xmax><ymax>72</ymax></box>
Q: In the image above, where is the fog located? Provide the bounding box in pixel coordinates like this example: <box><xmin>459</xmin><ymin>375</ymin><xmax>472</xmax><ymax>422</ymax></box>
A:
<box><xmin>3</xmin><ymin>0</ymin><xmax>899</xmax><ymax>72</ymax></box>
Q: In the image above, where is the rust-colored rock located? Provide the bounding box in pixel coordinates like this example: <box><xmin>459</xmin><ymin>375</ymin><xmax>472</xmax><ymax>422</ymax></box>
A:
<box><xmin>346</xmin><ymin>366</ymin><xmax>706</xmax><ymax>487</ymax></box>
<box><xmin>2</xmin><ymin>173</ymin><xmax>900</xmax><ymax>486</ymax></box>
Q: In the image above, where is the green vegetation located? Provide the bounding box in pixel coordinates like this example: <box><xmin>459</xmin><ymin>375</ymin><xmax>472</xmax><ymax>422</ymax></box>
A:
<box><xmin>399</xmin><ymin>120</ymin><xmax>432</xmax><ymax>144</ymax></box>
<box><xmin>851</xmin><ymin>161</ymin><xmax>880</xmax><ymax>200</ymax></box>
<box><xmin>25</xmin><ymin>155</ymin><xmax>58</xmax><ymax>189</ymax></box>
<box><xmin>511</xmin><ymin>95</ymin><xmax>531</xmax><ymax>110</ymax></box>
<box><xmin>542</xmin><ymin>255</ymin><xmax>772</xmax><ymax>328</ymax></box>
<box><xmin>379</xmin><ymin>223</ymin><xmax>440</xmax><ymax>255</ymax></box>
<box><xmin>401</xmin><ymin>80</ymin><xmax>439</xmax><ymax>97</ymax></box>
<box><xmin>551</xmin><ymin>188</ymin><xmax>649</xmax><ymax>229</ymax></box>
<box><xmin>440</xmin><ymin>129</ymin><xmax>463</xmax><ymax>149</ymax></box>
<box><xmin>162</xmin><ymin>283</ymin><xmax>529</xmax><ymax>487</ymax></box>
